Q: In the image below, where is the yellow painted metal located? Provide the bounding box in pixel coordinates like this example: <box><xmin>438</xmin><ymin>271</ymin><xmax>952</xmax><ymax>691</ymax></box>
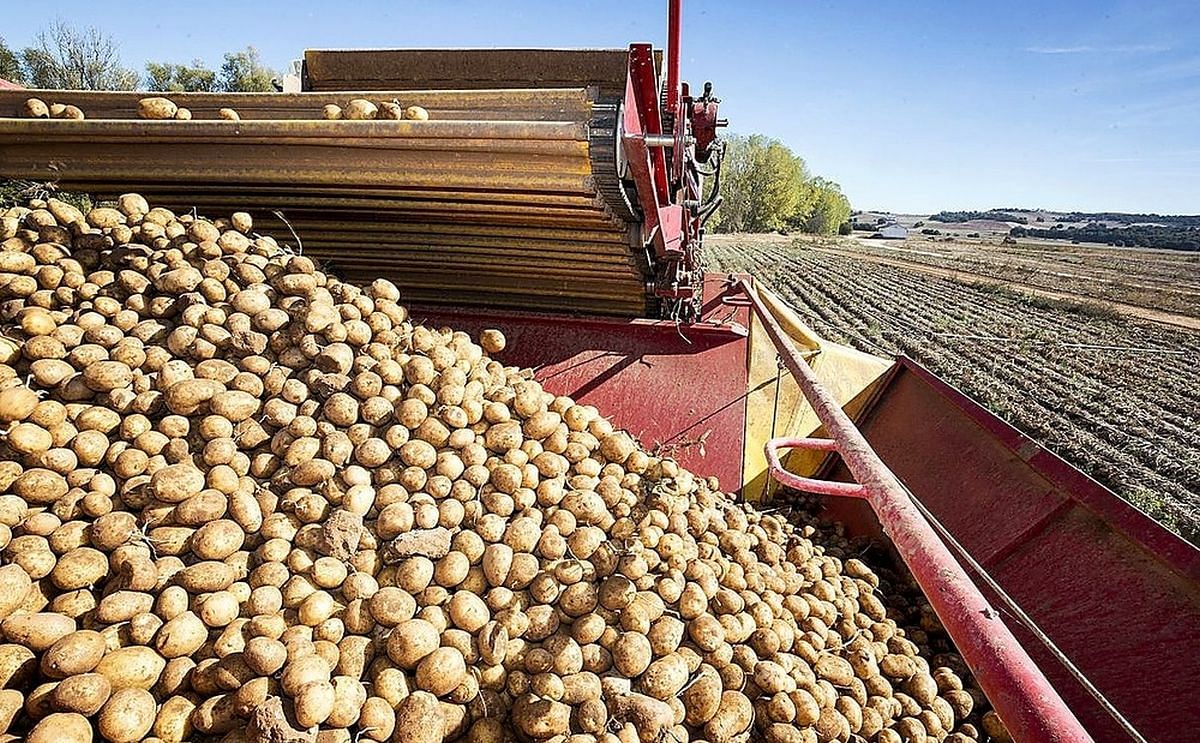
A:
<box><xmin>740</xmin><ymin>283</ymin><xmax>894</xmax><ymax>500</ymax></box>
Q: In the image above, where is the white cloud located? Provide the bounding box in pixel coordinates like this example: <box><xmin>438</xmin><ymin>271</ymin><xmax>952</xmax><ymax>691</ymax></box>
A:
<box><xmin>1024</xmin><ymin>44</ymin><xmax>1170</xmax><ymax>54</ymax></box>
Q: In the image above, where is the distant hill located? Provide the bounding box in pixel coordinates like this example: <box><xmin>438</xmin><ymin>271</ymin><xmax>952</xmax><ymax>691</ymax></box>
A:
<box><xmin>857</xmin><ymin>207</ymin><xmax>1200</xmax><ymax>251</ymax></box>
<box><xmin>929</xmin><ymin>208</ymin><xmax>1200</xmax><ymax>230</ymax></box>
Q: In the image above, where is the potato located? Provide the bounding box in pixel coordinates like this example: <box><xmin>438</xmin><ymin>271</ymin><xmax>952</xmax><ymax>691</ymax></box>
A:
<box><xmin>294</xmin><ymin>679</ymin><xmax>336</xmax><ymax>727</ymax></box>
<box><xmin>150</xmin><ymin>694</ymin><xmax>196</xmax><ymax>742</ymax></box>
<box><xmin>386</xmin><ymin>618</ymin><xmax>439</xmax><ymax>668</ymax></box>
<box><xmin>98</xmin><ymin>687</ymin><xmax>156</xmax><ymax>743</ymax></box>
<box><xmin>50</xmin><ymin>672</ymin><xmax>110</xmax><ymax>715</ymax></box>
<box><xmin>0</xmin><ymin>189</ymin><xmax>990</xmax><ymax>743</ymax></box>
<box><xmin>0</xmin><ymin>387</ymin><xmax>38</xmax><ymax>422</ymax></box>
<box><xmin>95</xmin><ymin>646</ymin><xmax>167</xmax><ymax>690</ymax></box>
<box><xmin>155</xmin><ymin>611</ymin><xmax>208</xmax><ymax>657</ymax></box>
<box><xmin>447</xmin><ymin>591</ymin><xmax>489</xmax><ymax>633</ymax></box>
<box><xmin>0</xmin><ymin>643</ymin><xmax>35</xmax><ymax>688</ymax></box>
<box><xmin>393</xmin><ymin>691</ymin><xmax>443</xmax><ymax>743</ymax></box>
<box><xmin>343</xmin><ymin>99</ymin><xmax>378</xmax><ymax>120</ymax></box>
<box><xmin>358</xmin><ymin>696</ymin><xmax>395</xmax><ymax>741</ymax></box>
<box><xmin>191</xmin><ymin>519</ymin><xmax>244</xmax><ymax>560</ymax></box>
<box><xmin>327</xmin><ymin>675</ymin><xmax>367</xmax><ymax>727</ymax></box>
<box><xmin>50</xmin><ymin>546</ymin><xmax>108</xmax><ymax>590</ymax></box>
<box><xmin>638</xmin><ymin>653</ymin><xmax>689</xmax><ymax>700</ymax></box>
<box><xmin>612</xmin><ymin>632</ymin><xmax>653</xmax><ymax>677</ymax></box>
<box><xmin>0</xmin><ymin>566</ymin><xmax>32</xmax><ymax>620</ymax></box>
<box><xmin>23</xmin><ymin>98</ymin><xmax>50</xmax><ymax>118</ymax></box>
<box><xmin>704</xmin><ymin>691</ymin><xmax>753</xmax><ymax>742</ymax></box>
<box><xmin>7</xmin><ymin>421</ymin><xmax>51</xmax><ymax>455</ymax></box>
<box><xmin>82</xmin><ymin>360</ymin><xmax>133</xmax><ymax>392</ymax></box>
<box><xmin>138</xmin><ymin>97</ymin><xmax>178</xmax><ymax>120</ymax></box>
<box><xmin>404</xmin><ymin>106</ymin><xmax>430</xmax><ymax>121</ymax></box>
<box><xmin>28</xmin><ymin>711</ymin><xmax>93</xmax><ymax>743</ymax></box>
<box><xmin>512</xmin><ymin>693</ymin><xmax>570</xmax><ymax>739</ymax></box>
<box><xmin>174</xmin><ymin>107</ymin><xmax>192</xmax><ymax>121</ymax></box>
<box><xmin>0</xmin><ymin>690</ymin><xmax>19</xmax><ymax>737</ymax></box>
<box><xmin>42</xmin><ymin>629</ymin><xmax>106</xmax><ymax>677</ymax></box>
<box><xmin>1</xmin><ymin>612</ymin><xmax>75</xmax><ymax>651</ymax></box>
<box><xmin>415</xmin><ymin>646</ymin><xmax>466</xmax><ymax>697</ymax></box>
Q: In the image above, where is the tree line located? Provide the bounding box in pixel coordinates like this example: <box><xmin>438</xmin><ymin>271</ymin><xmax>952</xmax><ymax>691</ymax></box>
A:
<box><xmin>707</xmin><ymin>135</ymin><xmax>851</xmax><ymax>235</ymax></box>
<box><xmin>930</xmin><ymin>210</ymin><xmax>1028</xmax><ymax>224</ymax></box>
<box><xmin>1011</xmin><ymin>224</ymin><xmax>1200</xmax><ymax>251</ymax></box>
<box><xmin>0</xmin><ymin>21</ymin><xmax>278</xmax><ymax>92</ymax></box>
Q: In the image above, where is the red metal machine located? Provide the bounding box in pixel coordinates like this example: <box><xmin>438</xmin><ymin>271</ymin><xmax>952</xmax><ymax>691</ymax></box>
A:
<box><xmin>2</xmin><ymin>1</ymin><xmax>1198</xmax><ymax>741</ymax></box>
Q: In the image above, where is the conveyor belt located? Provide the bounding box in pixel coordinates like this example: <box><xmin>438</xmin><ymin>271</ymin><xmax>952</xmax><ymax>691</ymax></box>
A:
<box><xmin>0</xmin><ymin>83</ymin><xmax>650</xmax><ymax>316</ymax></box>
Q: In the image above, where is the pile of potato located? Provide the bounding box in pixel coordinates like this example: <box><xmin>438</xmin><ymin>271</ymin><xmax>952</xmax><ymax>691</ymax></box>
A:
<box><xmin>19</xmin><ymin>98</ymin><xmax>85</xmax><ymax>120</ymax></box>
<box><xmin>0</xmin><ymin>192</ymin><xmax>1006</xmax><ymax>743</ymax></box>
<box><xmin>323</xmin><ymin>99</ymin><xmax>429</xmax><ymax>121</ymax></box>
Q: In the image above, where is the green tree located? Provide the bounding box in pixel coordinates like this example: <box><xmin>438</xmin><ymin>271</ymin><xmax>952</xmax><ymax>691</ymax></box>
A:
<box><xmin>801</xmin><ymin>178</ymin><xmax>852</xmax><ymax>235</ymax></box>
<box><xmin>714</xmin><ymin>134</ymin><xmax>809</xmax><ymax>232</ymax></box>
<box><xmin>145</xmin><ymin>59</ymin><xmax>218</xmax><ymax>92</ymax></box>
<box><xmin>0</xmin><ymin>37</ymin><xmax>23</xmax><ymax>84</ymax></box>
<box><xmin>708</xmin><ymin>133</ymin><xmax>852</xmax><ymax>235</ymax></box>
<box><xmin>219</xmin><ymin>46</ymin><xmax>277</xmax><ymax>92</ymax></box>
<box><xmin>19</xmin><ymin>21</ymin><xmax>137</xmax><ymax>90</ymax></box>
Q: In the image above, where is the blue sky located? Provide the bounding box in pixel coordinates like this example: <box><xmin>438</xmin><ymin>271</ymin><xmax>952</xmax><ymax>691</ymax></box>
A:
<box><xmin>3</xmin><ymin>0</ymin><xmax>1198</xmax><ymax>214</ymax></box>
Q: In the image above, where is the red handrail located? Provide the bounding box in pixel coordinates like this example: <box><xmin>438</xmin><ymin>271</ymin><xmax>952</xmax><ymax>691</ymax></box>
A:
<box><xmin>736</xmin><ymin>277</ymin><xmax>1093</xmax><ymax>743</ymax></box>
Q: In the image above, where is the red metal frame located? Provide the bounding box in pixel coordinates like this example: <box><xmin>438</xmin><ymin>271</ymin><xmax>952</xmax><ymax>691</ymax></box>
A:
<box><xmin>665</xmin><ymin>0</ymin><xmax>682</xmax><ymax>114</ymax></box>
<box><xmin>735</xmin><ymin>278</ymin><xmax>1093</xmax><ymax>743</ymax></box>
<box><xmin>837</xmin><ymin>357</ymin><xmax>1200</xmax><ymax>742</ymax></box>
<box><xmin>622</xmin><ymin>44</ymin><xmax>683</xmax><ymax>261</ymax></box>
<box><xmin>892</xmin><ymin>358</ymin><xmax>1200</xmax><ymax>577</ymax></box>
<box><xmin>621</xmin><ymin>0</ymin><xmax>721</xmax><ymax>311</ymax></box>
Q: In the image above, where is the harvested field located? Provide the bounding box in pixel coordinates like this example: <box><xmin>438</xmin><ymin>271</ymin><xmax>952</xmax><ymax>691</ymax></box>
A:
<box><xmin>706</xmin><ymin>234</ymin><xmax>1200</xmax><ymax>543</ymax></box>
<box><xmin>847</xmin><ymin>234</ymin><xmax>1200</xmax><ymax>319</ymax></box>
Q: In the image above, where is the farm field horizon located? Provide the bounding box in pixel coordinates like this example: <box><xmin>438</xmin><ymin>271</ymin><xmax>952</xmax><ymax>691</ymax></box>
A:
<box><xmin>706</xmin><ymin>232</ymin><xmax>1200</xmax><ymax>544</ymax></box>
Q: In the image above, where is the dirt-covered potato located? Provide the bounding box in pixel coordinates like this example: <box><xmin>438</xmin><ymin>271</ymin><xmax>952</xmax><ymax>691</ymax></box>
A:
<box><xmin>137</xmin><ymin>97</ymin><xmax>178</xmax><ymax>120</ymax></box>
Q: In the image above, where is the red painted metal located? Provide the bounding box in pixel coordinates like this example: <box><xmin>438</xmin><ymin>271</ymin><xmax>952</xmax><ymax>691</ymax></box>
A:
<box><xmin>764</xmin><ymin>437</ymin><xmax>867</xmax><ymax>498</ymax></box>
<box><xmin>413</xmin><ymin>274</ymin><xmax>751</xmax><ymax>490</ymax></box>
<box><xmin>835</xmin><ymin>357</ymin><xmax>1200</xmax><ymax>742</ymax></box>
<box><xmin>619</xmin><ymin>1</ymin><xmax>723</xmax><ymax>312</ymax></box>
<box><xmin>665</xmin><ymin>0</ymin><xmax>682</xmax><ymax>114</ymax></box>
<box><xmin>736</xmin><ymin>278</ymin><xmax>1094</xmax><ymax>743</ymax></box>
<box><xmin>622</xmin><ymin>43</ymin><xmax>683</xmax><ymax>261</ymax></box>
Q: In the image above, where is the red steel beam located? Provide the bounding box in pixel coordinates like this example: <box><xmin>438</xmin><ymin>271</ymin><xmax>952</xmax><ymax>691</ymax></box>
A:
<box><xmin>735</xmin><ymin>278</ymin><xmax>1093</xmax><ymax>743</ymax></box>
<box><xmin>665</xmin><ymin>0</ymin><xmax>682</xmax><ymax>115</ymax></box>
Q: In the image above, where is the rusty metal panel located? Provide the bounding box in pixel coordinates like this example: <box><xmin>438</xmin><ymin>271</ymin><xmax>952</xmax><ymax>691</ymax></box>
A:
<box><xmin>0</xmin><ymin>93</ymin><xmax>651</xmax><ymax>316</ymax></box>
<box><xmin>0</xmin><ymin>89</ymin><xmax>595</xmax><ymax>122</ymax></box>
<box><xmin>302</xmin><ymin>49</ymin><xmax>642</xmax><ymax>99</ymax></box>
<box><xmin>833</xmin><ymin>357</ymin><xmax>1200</xmax><ymax>742</ymax></box>
<box><xmin>412</xmin><ymin>275</ymin><xmax>752</xmax><ymax>489</ymax></box>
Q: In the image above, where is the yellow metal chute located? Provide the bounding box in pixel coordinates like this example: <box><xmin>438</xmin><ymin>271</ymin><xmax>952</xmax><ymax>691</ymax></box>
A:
<box><xmin>741</xmin><ymin>283</ymin><xmax>893</xmax><ymax>500</ymax></box>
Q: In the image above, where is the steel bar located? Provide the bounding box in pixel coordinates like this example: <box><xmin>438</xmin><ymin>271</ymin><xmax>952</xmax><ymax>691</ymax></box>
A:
<box><xmin>763</xmin><ymin>437</ymin><xmax>867</xmax><ymax>498</ymax></box>
<box><xmin>735</xmin><ymin>278</ymin><xmax>1094</xmax><ymax>743</ymax></box>
<box><xmin>666</xmin><ymin>0</ymin><xmax>682</xmax><ymax>113</ymax></box>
